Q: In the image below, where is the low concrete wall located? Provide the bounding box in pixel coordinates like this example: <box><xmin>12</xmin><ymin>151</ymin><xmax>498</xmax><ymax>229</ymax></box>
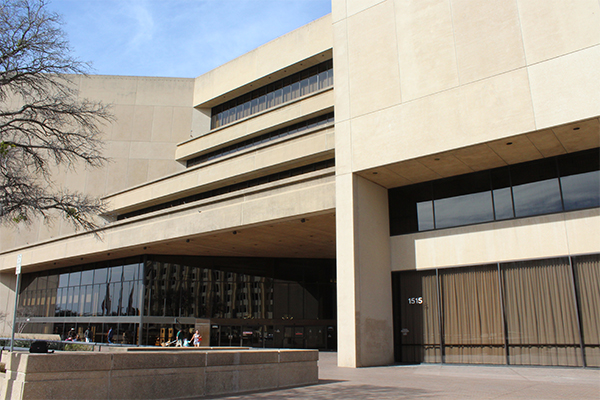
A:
<box><xmin>0</xmin><ymin>349</ymin><xmax>318</xmax><ymax>399</ymax></box>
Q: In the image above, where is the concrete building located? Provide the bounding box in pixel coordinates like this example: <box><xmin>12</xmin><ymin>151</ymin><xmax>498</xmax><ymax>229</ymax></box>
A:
<box><xmin>1</xmin><ymin>0</ymin><xmax>598</xmax><ymax>368</ymax></box>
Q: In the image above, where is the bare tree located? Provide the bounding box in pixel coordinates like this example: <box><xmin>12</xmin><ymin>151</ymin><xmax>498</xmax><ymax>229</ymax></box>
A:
<box><xmin>0</xmin><ymin>0</ymin><xmax>112</xmax><ymax>231</ymax></box>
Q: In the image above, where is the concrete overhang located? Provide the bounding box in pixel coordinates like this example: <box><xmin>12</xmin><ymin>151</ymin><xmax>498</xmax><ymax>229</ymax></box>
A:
<box><xmin>0</xmin><ymin>173</ymin><xmax>336</xmax><ymax>274</ymax></box>
<box><xmin>359</xmin><ymin>117</ymin><xmax>600</xmax><ymax>188</ymax></box>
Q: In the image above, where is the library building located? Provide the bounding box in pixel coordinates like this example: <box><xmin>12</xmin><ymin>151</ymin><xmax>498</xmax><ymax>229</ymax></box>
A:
<box><xmin>1</xmin><ymin>0</ymin><xmax>599</xmax><ymax>368</ymax></box>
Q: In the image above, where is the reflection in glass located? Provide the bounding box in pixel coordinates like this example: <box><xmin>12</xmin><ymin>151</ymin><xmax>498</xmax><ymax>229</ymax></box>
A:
<box><xmin>434</xmin><ymin>192</ymin><xmax>493</xmax><ymax>229</ymax></box>
<box><xmin>417</xmin><ymin>201</ymin><xmax>434</xmax><ymax>231</ymax></box>
<box><xmin>561</xmin><ymin>171</ymin><xmax>600</xmax><ymax>210</ymax></box>
<box><xmin>512</xmin><ymin>179</ymin><xmax>562</xmax><ymax>218</ymax></box>
<box><xmin>390</xmin><ymin>148</ymin><xmax>599</xmax><ymax>235</ymax></box>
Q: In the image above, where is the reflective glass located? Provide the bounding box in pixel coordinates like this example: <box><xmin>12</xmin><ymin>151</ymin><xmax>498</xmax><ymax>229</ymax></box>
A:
<box><xmin>417</xmin><ymin>201</ymin><xmax>434</xmax><ymax>231</ymax></box>
<box><xmin>511</xmin><ymin>158</ymin><xmax>562</xmax><ymax>218</ymax></box>
<box><xmin>491</xmin><ymin>167</ymin><xmax>514</xmax><ymax>220</ymax></box>
<box><xmin>558</xmin><ymin>149</ymin><xmax>600</xmax><ymax>211</ymax></box>
<box><xmin>433</xmin><ymin>171</ymin><xmax>494</xmax><ymax>229</ymax></box>
<box><xmin>58</xmin><ymin>273</ymin><xmax>69</xmax><ymax>288</ymax></box>
<box><xmin>561</xmin><ymin>171</ymin><xmax>600</xmax><ymax>210</ymax></box>
<box><xmin>94</xmin><ymin>268</ymin><xmax>108</xmax><ymax>284</ymax></box>
<box><xmin>291</xmin><ymin>82</ymin><xmax>300</xmax><ymax>99</ymax></box>
<box><xmin>110</xmin><ymin>266</ymin><xmax>122</xmax><ymax>283</ymax></box>
<box><xmin>81</xmin><ymin>269</ymin><xmax>93</xmax><ymax>285</ymax></box>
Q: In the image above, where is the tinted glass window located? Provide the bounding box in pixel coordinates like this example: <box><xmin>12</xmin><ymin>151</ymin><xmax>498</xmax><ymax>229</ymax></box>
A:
<box><xmin>389</xmin><ymin>182</ymin><xmax>433</xmax><ymax>234</ymax></box>
<box><xmin>558</xmin><ymin>150</ymin><xmax>600</xmax><ymax>211</ymax></box>
<box><xmin>433</xmin><ymin>172</ymin><xmax>493</xmax><ymax>229</ymax></box>
<box><xmin>511</xmin><ymin>159</ymin><xmax>562</xmax><ymax>218</ymax></box>
<box><xmin>389</xmin><ymin>148</ymin><xmax>599</xmax><ymax>235</ymax></box>
<box><xmin>491</xmin><ymin>167</ymin><xmax>514</xmax><ymax>220</ymax></box>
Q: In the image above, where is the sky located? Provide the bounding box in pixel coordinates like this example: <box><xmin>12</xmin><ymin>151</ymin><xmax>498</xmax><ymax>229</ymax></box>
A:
<box><xmin>47</xmin><ymin>0</ymin><xmax>331</xmax><ymax>78</ymax></box>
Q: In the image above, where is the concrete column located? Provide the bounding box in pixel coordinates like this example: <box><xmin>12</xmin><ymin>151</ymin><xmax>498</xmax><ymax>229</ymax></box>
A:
<box><xmin>0</xmin><ymin>271</ymin><xmax>16</xmax><ymax>337</ymax></box>
<box><xmin>336</xmin><ymin>173</ymin><xmax>394</xmax><ymax>367</ymax></box>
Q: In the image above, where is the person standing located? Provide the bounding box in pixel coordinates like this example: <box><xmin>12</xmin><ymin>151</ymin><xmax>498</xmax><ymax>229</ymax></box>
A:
<box><xmin>176</xmin><ymin>329</ymin><xmax>184</xmax><ymax>347</ymax></box>
<box><xmin>192</xmin><ymin>330</ymin><xmax>202</xmax><ymax>347</ymax></box>
<box><xmin>84</xmin><ymin>326</ymin><xmax>91</xmax><ymax>343</ymax></box>
<box><xmin>107</xmin><ymin>327</ymin><xmax>114</xmax><ymax>344</ymax></box>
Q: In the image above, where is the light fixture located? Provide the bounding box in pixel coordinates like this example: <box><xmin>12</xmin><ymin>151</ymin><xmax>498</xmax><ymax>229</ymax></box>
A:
<box><xmin>573</xmin><ymin>127</ymin><xmax>580</xmax><ymax>130</ymax></box>
<box><xmin>506</xmin><ymin>142</ymin><xmax>513</xmax><ymax>145</ymax></box>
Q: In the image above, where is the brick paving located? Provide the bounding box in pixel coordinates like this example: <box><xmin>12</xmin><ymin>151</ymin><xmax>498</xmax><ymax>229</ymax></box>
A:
<box><xmin>206</xmin><ymin>352</ymin><xmax>600</xmax><ymax>399</ymax></box>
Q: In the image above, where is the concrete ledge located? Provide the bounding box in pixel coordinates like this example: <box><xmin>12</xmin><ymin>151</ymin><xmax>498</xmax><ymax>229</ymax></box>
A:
<box><xmin>0</xmin><ymin>349</ymin><xmax>318</xmax><ymax>400</ymax></box>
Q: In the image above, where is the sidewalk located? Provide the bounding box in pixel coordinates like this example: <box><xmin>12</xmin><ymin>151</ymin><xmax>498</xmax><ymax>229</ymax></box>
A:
<box><xmin>206</xmin><ymin>352</ymin><xmax>600</xmax><ymax>399</ymax></box>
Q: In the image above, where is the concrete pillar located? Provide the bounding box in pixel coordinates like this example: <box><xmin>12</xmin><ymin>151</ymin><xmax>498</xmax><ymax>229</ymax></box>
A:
<box><xmin>336</xmin><ymin>173</ymin><xmax>394</xmax><ymax>367</ymax></box>
<box><xmin>0</xmin><ymin>271</ymin><xmax>16</xmax><ymax>337</ymax></box>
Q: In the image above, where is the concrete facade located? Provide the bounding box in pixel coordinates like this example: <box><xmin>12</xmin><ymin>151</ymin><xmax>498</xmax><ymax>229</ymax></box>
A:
<box><xmin>1</xmin><ymin>1</ymin><xmax>599</xmax><ymax>369</ymax></box>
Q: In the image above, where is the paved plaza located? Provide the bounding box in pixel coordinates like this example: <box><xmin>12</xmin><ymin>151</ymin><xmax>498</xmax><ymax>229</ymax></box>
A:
<box><xmin>205</xmin><ymin>352</ymin><xmax>600</xmax><ymax>400</ymax></box>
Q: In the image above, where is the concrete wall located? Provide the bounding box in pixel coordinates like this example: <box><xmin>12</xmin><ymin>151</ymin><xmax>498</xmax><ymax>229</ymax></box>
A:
<box><xmin>0</xmin><ymin>349</ymin><xmax>318</xmax><ymax>399</ymax></box>
<box><xmin>0</xmin><ymin>273</ymin><xmax>16</xmax><ymax>337</ymax></box>
<box><xmin>0</xmin><ymin>76</ymin><xmax>195</xmax><ymax>253</ymax></box>
<box><xmin>333</xmin><ymin>0</ymin><xmax>600</xmax><ymax>172</ymax></box>
<box><xmin>391</xmin><ymin>208</ymin><xmax>600</xmax><ymax>271</ymax></box>
<box><xmin>332</xmin><ymin>0</ymin><xmax>600</xmax><ymax>367</ymax></box>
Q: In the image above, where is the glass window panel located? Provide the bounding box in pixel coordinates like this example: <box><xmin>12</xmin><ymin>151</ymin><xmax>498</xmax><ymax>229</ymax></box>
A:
<box><xmin>308</xmin><ymin>75</ymin><xmax>318</xmax><ymax>93</ymax></box>
<box><xmin>258</xmin><ymin>95</ymin><xmax>266</xmax><ymax>112</ymax></box>
<box><xmin>433</xmin><ymin>171</ymin><xmax>494</xmax><ymax>229</ymax></box>
<box><xmin>37</xmin><ymin>275</ymin><xmax>48</xmax><ymax>291</ymax></box>
<box><xmin>110</xmin><ymin>266</ymin><xmax>123</xmax><ymax>283</ymax></box>
<box><xmin>274</xmin><ymin>88</ymin><xmax>283</xmax><ymax>106</ymax></box>
<box><xmin>491</xmin><ymin>167</ymin><xmax>514</xmax><ymax>220</ymax></box>
<box><xmin>250</xmin><ymin>98</ymin><xmax>258</xmax><ymax>114</ymax></box>
<box><xmin>291</xmin><ymin>82</ymin><xmax>300</xmax><ymax>99</ymax></box>
<box><xmin>283</xmin><ymin>85</ymin><xmax>291</xmax><ymax>102</ymax></box>
<box><xmin>393</xmin><ymin>270</ymin><xmax>441</xmax><ymax>363</ymax></box>
<box><xmin>83</xmin><ymin>286</ymin><xmax>92</xmax><ymax>316</ymax></box>
<box><xmin>434</xmin><ymin>191</ymin><xmax>493</xmax><ymax>229</ymax></box>
<box><xmin>69</xmin><ymin>271</ymin><xmax>81</xmax><ymax>287</ymax></box>
<box><xmin>267</xmin><ymin>92</ymin><xmax>274</xmax><ymax>109</ymax></box>
<box><xmin>318</xmin><ymin>71</ymin><xmax>328</xmax><ymax>89</ymax></box>
<box><xmin>561</xmin><ymin>171</ymin><xmax>600</xmax><ymax>210</ymax></box>
<box><xmin>502</xmin><ymin>258</ymin><xmax>582</xmax><ymax>366</ymax></box>
<box><xmin>243</xmin><ymin>101</ymin><xmax>251</xmax><ymax>117</ymax></box>
<box><xmin>72</xmin><ymin>286</ymin><xmax>80</xmax><ymax>316</ymax></box>
<box><xmin>94</xmin><ymin>268</ymin><xmax>108</xmax><ymax>284</ymax></box>
<box><xmin>111</xmin><ymin>282</ymin><xmax>122</xmax><ymax>316</ymax></box>
<box><xmin>81</xmin><ymin>270</ymin><xmax>93</xmax><ymax>285</ymax></box>
<box><xmin>573</xmin><ymin>254</ymin><xmax>600</xmax><ymax>367</ymax></box>
<box><xmin>123</xmin><ymin>263</ymin><xmax>138</xmax><ymax>281</ymax></box>
<box><xmin>389</xmin><ymin>182</ymin><xmax>433</xmax><ymax>234</ymax></box>
<box><xmin>58</xmin><ymin>273</ymin><xmax>69</xmax><ymax>288</ymax></box>
<box><xmin>327</xmin><ymin>69</ymin><xmax>333</xmax><ymax>87</ymax></box>
<box><xmin>441</xmin><ymin>266</ymin><xmax>505</xmax><ymax>365</ymax></box>
<box><xmin>417</xmin><ymin>201</ymin><xmax>434</xmax><ymax>231</ymax></box>
<box><xmin>511</xmin><ymin>159</ymin><xmax>562</xmax><ymax>218</ymax></box>
<box><xmin>236</xmin><ymin>104</ymin><xmax>244</xmax><ymax>120</ymax></box>
<box><xmin>300</xmin><ymin>78</ymin><xmax>309</xmax><ymax>96</ymax></box>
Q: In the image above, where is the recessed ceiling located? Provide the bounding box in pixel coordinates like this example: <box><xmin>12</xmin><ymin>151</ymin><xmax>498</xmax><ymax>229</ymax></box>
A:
<box><xmin>359</xmin><ymin>117</ymin><xmax>600</xmax><ymax>188</ymax></box>
<box><xmin>26</xmin><ymin>212</ymin><xmax>337</xmax><ymax>273</ymax></box>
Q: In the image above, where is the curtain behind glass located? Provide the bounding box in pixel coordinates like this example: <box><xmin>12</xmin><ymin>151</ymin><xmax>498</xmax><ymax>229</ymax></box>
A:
<box><xmin>395</xmin><ymin>270</ymin><xmax>440</xmax><ymax>363</ymax></box>
<box><xmin>441</xmin><ymin>266</ymin><xmax>505</xmax><ymax>364</ymax></box>
<box><xmin>502</xmin><ymin>258</ymin><xmax>582</xmax><ymax>366</ymax></box>
<box><xmin>573</xmin><ymin>254</ymin><xmax>600</xmax><ymax>367</ymax></box>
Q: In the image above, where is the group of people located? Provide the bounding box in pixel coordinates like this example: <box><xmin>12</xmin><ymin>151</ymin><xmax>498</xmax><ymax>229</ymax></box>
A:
<box><xmin>176</xmin><ymin>329</ymin><xmax>203</xmax><ymax>347</ymax></box>
<box><xmin>65</xmin><ymin>326</ymin><xmax>93</xmax><ymax>342</ymax></box>
<box><xmin>64</xmin><ymin>326</ymin><xmax>115</xmax><ymax>344</ymax></box>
